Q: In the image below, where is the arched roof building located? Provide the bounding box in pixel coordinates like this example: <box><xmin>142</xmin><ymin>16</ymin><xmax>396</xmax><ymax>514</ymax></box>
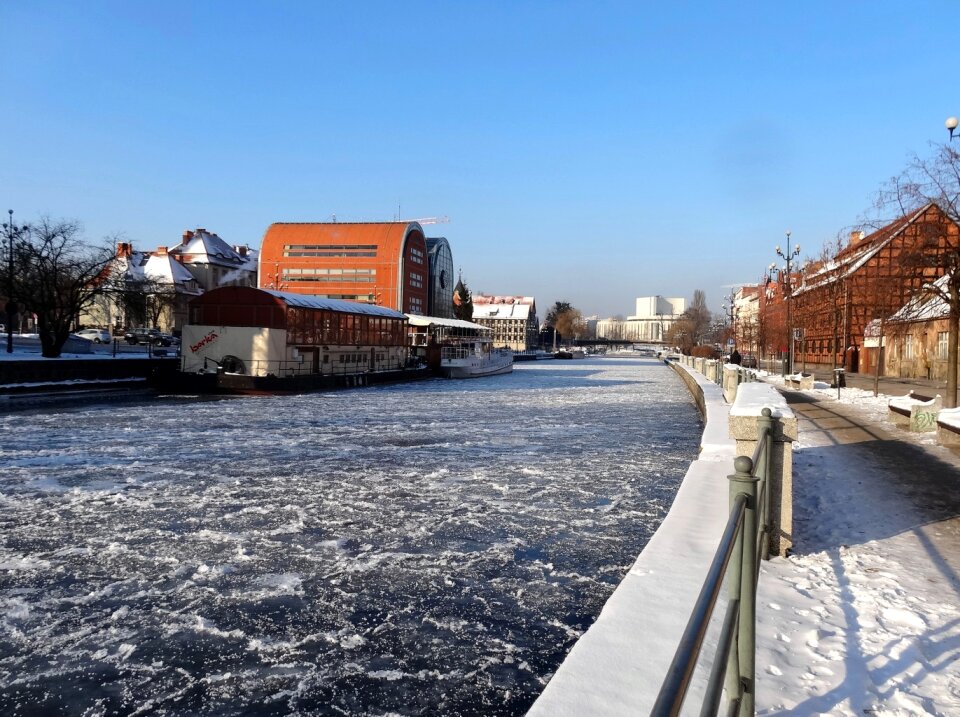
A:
<box><xmin>258</xmin><ymin>222</ymin><xmax>429</xmax><ymax>315</ymax></box>
<box><xmin>425</xmin><ymin>237</ymin><xmax>454</xmax><ymax>318</ymax></box>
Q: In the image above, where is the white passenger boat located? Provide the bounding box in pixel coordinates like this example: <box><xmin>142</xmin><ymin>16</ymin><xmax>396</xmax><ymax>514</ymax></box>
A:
<box><xmin>440</xmin><ymin>341</ymin><xmax>514</xmax><ymax>378</ymax></box>
<box><xmin>406</xmin><ymin>314</ymin><xmax>514</xmax><ymax>379</ymax></box>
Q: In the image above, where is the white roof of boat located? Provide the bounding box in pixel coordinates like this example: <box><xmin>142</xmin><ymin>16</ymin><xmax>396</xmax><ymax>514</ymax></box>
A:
<box><xmin>405</xmin><ymin>314</ymin><xmax>491</xmax><ymax>331</ymax></box>
<box><xmin>471</xmin><ymin>303</ymin><xmax>531</xmax><ymax>320</ymax></box>
<box><xmin>263</xmin><ymin>290</ymin><xmax>407</xmax><ymax>318</ymax></box>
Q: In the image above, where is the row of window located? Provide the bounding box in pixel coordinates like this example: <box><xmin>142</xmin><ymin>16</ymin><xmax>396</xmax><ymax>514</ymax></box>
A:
<box><xmin>317</xmin><ymin>294</ymin><xmax>377</xmax><ymax>302</ymax></box>
<box><xmin>409</xmin><ymin>271</ymin><xmax>423</xmax><ymax>289</ymax></box>
<box><xmin>285</xmin><ymin>308</ymin><xmax>406</xmax><ymax>346</ymax></box>
<box><xmin>283</xmin><ymin>244</ymin><xmax>378</xmax><ymax>258</ymax></box>
<box><xmin>806</xmin><ymin>332</ymin><xmax>951</xmax><ymax>361</ymax></box>
<box><xmin>410</xmin><ymin>247</ymin><xmax>425</xmax><ymax>265</ymax></box>
<box><xmin>283</xmin><ymin>276</ymin><xmax>377</xmax><ymax>283</ymax></box>
<box><xmin>283</xmin><ymin>268</ymin><xmax>376</xmax><ymax>276</ymax></box>
<box><xmin>899</xmin><ymin>332</ymin><xmax>949</xmax><ymax>360</ymax></box>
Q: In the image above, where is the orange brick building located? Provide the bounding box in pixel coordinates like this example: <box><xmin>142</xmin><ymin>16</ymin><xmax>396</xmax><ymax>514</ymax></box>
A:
<box><xmin>763</xmin><ymin>203</ymin><xmax>958</xmax><ymax>371</ymax></box>
<box><xmin>258</xmin><ymin>222</ymin><xmax>430</xmax><ymax>315</ymax></box>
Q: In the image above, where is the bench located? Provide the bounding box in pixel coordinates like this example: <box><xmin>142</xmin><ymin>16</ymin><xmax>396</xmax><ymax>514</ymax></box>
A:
<box><xmin>785</xmin><ymin>372</ymin><xmax>814</xmax><ymax>390</ymax></box>
<box><xmin>888</xmin><ymin>391</ymin><xmax>942</xmax><ymax>432</ymax></box>
<box><xmin>936</xmin><ymin>407</ymin><xmax>960</xmax><ymax>446</ymax></box>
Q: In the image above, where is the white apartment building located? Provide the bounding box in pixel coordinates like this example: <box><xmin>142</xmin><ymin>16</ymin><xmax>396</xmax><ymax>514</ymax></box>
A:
<box><xmin>597</xmin><ymin>295</ymin><xmax>686</xmax><ymax>342</ymax></box>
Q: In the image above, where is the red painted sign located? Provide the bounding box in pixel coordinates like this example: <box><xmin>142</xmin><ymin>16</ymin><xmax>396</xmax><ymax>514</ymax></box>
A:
<box><xmin>190</xmin><ymin>330</ymin><xmax>219</xmax><ymax>353</ymax></box>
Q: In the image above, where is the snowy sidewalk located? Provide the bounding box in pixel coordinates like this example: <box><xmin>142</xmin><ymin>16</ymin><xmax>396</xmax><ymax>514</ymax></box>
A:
<box><xmin>755</xmin><ymin>388</ymin><xmax>960</xmax><ymax>716</ymax></box>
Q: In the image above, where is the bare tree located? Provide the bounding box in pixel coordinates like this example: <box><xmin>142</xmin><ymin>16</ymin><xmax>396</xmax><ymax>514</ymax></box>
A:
<box><xmin>545</xmin><ymin>301</ymin><xmax>573</xmax><ymax>327</ymax></box>
<box><xmin>146</xmin><ymin>283</ymin><xmax>181</xmax><ymax>329</ymax></box>
<box><xmin>554</xmin><ymin>307</ymin><xmax>586</xmax><ymax>343</ymax></box>
<box><xmin>671</xmin><ymin>289</ymin><xmax>712</xmax><ymax>349</ymax></box>
<box><xmin>6</xmin><ymin>219</ymin><xmax>115</xmax><ymax>358</ymax></box>
<box><xmin>666</xmin><ymin>315</ymin><xmax>696</xmax><ymax>354</ymax></box>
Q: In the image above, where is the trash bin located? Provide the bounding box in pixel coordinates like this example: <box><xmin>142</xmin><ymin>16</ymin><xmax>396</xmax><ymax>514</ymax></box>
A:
<box><xmin>832</xmin><ymin>368</ymin><xmax>846</xmax><ymax>388</ymax></box>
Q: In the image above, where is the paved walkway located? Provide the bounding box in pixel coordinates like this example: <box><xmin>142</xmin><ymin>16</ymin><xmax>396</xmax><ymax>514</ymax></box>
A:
<box><xmin>754</xmin><ymin>386</ymin><xmax>960</xmax><ymax>714</ymax></box>
<box><xmin>782</xmin><ymin>388</ymin><xmax>960</xmax><ymax>557</ymax></box>
<box><xmin>771</xmin><ymin>360</ymin><xmax>959</xmax><ymax>403</ymax></box>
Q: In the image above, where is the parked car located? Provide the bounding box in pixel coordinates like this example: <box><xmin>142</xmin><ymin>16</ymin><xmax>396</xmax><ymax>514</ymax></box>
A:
<box><xmin>75</xmin><ymin>328</ymin><xmax>112</xmax><ymax>344</ymax></box>
<box><xmin>125</xmin><ymin>328</ymin><xmax>175</xmax><ymax>346</ymax></box>
<box><xmin>741</xmin><ymin>354</ymin><xmax>758</xmax><ymax>368</ymax></box>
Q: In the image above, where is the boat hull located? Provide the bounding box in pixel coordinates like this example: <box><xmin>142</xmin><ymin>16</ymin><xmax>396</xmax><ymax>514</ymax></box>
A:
<box><xmin>153</xmin><ymin>368</ymin><xmax>432</xmax><ymax>395</ymax></box>
<box><xmin>440</xmin><ymin>353</ymin><xmax>514</xmax><ymax>379</ymax></box>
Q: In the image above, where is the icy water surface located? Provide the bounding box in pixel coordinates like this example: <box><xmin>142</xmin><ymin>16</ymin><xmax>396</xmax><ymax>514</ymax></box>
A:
<box><xmin>0</xmin><ymin>359</ymin><xmax>700</xmax><ymax>716</ymax></box>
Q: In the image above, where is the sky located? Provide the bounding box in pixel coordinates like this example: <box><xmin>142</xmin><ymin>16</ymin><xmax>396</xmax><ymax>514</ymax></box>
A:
<box><xmin>2</xmin><ymin>1</ymin><xmax>957</xmax><ymax>318</ymax></box>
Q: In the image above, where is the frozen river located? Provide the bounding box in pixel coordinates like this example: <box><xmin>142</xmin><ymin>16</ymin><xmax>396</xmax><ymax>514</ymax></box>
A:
<box><xmin>0</xmin><ymin>358</ymin><xmax>700</xmax><ymax>716</ymax></box>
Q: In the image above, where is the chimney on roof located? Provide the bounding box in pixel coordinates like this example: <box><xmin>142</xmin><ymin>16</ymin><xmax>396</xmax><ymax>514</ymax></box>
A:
<box><xmin>234</xmin><ymin>245</ymin><xmax>247</xmax><ymax>257</ymax></box>
<box><xmin>849</xmin><ymin>230</ymin><xmax>866</xmax><ymax>245</ymax></box>
<box><xmin>116</xmin><ymin>242</ymin><xmax>132</xmax><ymax>258</ymax></box>
<box><xmin>182</xmin><ymin>230</ymin><xmax>194</xmax><ymax>245</ymax></box>
<box><xmin>156</xmin><ymin>246</ymin><xmax>168</xmax><ymax>256</ymax></box>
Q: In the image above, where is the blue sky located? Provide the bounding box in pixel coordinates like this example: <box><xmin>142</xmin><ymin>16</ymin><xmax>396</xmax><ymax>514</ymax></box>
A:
<box><xmin>2</xmin><ymin>1</ymin><xmax>956</xmax><ymax>318</ymax></box>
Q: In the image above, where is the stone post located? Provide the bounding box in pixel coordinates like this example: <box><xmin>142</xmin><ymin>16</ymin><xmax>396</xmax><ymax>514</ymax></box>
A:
<box><xmin>728</xmin><ymin>383</ymin><xmax>797</xmax><ymax>557</ymax></box>
<box><xmin>722</xmin><ymin>363</ymin><xmax>739</xmax><ymax>403</ymax></box>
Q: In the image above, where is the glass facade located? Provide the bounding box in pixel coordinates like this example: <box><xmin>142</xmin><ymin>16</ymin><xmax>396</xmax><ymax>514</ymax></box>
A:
<box><xmin>426</xmin><ymin>238</ymin><xmax>455</xmax><ymax>318</ymax></box>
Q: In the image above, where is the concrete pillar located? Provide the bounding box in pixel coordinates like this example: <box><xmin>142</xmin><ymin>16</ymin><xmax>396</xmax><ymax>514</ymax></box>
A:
<box><xmin>728</xmin><ymin>383</ymin><xmax>797</xmax><ymax>557</ymax></box>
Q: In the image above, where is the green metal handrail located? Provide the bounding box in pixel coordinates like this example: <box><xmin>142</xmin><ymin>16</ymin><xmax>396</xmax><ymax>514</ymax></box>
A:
<box><xmin>652</xmin><ymin>409</ymin><xmax>775</xmax><ymax>716</ymax></box>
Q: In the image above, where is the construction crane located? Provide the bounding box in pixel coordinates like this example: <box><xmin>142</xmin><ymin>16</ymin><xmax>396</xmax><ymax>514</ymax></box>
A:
<box><xmin>401</xmin><ymin>216</ymin><xmax>450</xmax><ymax>225</ymax></box>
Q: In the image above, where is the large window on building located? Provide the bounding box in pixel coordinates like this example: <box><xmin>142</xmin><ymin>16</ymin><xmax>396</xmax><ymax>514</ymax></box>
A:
<box><xmin>282</xmin><ymin>268</ymin><xmax>376</xmax><ymax>282</ymax></box>
<box><xmin>283</xmin><ymin>245</ymin><xmax>377</xmax><ymax>257</ymax></box>
<box><xmin>939</xmin><ymin>331</ymin><xmax>949</xmax><ymax>360</ymax></box>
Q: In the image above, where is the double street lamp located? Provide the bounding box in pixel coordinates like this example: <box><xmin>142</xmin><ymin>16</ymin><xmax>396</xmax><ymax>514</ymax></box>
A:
<box><xmin>3</xmin><ymin>209</ymin><xmax>28</xmax><ymax>354</ymax></box>
<box><xmin>722</xmin><ymin>291</ymin><xmax>736</xmax><ymax>351</ymax></box>
<box><xmin>772</xmin><ymin>231</ymin><xmax>801</xmax><ymax>375</ymax></box>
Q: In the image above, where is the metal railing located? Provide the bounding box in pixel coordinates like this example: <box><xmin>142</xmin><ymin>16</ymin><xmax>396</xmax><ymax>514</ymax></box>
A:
<box><xmin>652</xmin><ymin>408</ymin><xmax>775</xmax><ymax>716</ymax></box>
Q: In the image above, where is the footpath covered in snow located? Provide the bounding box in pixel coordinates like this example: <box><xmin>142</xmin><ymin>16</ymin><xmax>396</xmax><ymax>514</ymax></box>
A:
<box><xmin>755</xmin><ymin>380</ymin><xmax>960</xmax><ymax>716</ymax></box>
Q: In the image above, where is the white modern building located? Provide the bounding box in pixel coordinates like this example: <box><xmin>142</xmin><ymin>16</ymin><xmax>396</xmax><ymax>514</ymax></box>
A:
<box><xmin>597</xmin><ymin>296</ymin><xmax>686</xmax><ymax>342</ymax></box>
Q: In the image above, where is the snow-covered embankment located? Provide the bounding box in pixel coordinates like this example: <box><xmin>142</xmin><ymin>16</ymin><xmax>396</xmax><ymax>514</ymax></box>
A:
<box><xmin>528</xmin><ymin>361</ymin><xmax>736</xmax><ymax>715</ymax></box>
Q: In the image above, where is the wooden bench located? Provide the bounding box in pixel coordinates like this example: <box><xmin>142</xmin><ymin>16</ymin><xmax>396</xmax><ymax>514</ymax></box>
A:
<box><xmin>888</xmin><ymin>391</ymin><xmax>942</xmax><ymax>432</ymax></box>
<box><xmin>785</xmin><ymin>372</ymin><xmax>814</xmax><ymax>390</ymax></box>
<box><xmin>936</xmin><ymin>407</ymin><xmax>960</xmax><ymax>446</ymax></box>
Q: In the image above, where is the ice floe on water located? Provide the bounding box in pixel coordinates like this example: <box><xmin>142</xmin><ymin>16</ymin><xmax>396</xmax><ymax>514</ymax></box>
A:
<box><xmin>0</xmin><ymin>358</ymin><xmax>700</xmax><ymax>715</ymax></box>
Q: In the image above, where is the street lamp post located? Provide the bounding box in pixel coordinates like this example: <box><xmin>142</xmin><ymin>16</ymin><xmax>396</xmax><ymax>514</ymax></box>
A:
<box><xmin>947</xmin><ymin>116</ymin><xmax>959</xmax><ymax>141</ymax></box>
<box><xmin>723</xmin><ymin>291</ymin><xmax>736</xmax><ymax>350</ymax></box>
<box><xmin>775</xmin><ymin>231</ymin><xmax>801</xmax><ymax>375</ymax></box>
<box><xmin>3</xmin><ymin>209</ymin><xmax>28</xmax><ymax>354</ymax></box>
